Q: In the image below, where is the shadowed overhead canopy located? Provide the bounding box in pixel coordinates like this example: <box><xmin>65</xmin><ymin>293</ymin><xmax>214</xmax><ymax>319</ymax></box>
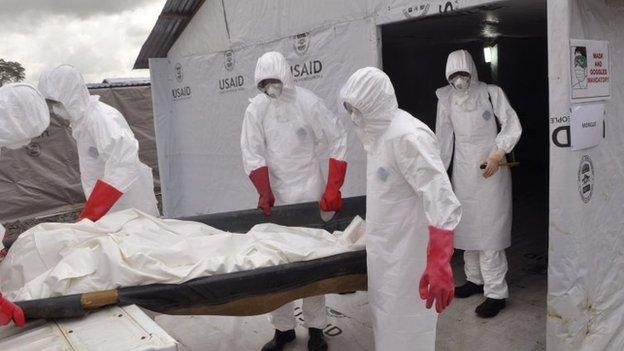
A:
<box><xmin>134</xmin><ymin>0</ymin><xmax>206</xmax><ymax>69</ymax></box>
<box><xmin>382</xmin><ymin>0</ymin><xmax>546</xmax><ymax>45</ymax></box>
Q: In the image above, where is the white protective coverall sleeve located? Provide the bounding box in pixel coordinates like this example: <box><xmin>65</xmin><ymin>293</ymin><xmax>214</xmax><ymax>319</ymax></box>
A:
<box><xmin>393</xmin><ymin>133</ymin><xmax>461</xmax><ymax>230</ymax></box>
<box><xmin>0</xmin><ymin>83</ymin><xmax>50</xmax><ymax>151</ymax></box>
<box><xmin>88</xmin><ymin>105</ymin><xmax>142</xmax><ymax>192</ymax></box>
<box><xmin>305</xmin><ymin>95</ymin><xmax>347</xmax><ymax>161</ymax></box>
<box><xmin>240</xmin><ymin>106</ymin><xmax>267</xmax><ymax>175</ymax></box>
<box><xmin>434</xmin><ymin>100</ymin><xmax>454</xmax><ymax>170</ymax></box>
<box><xmin>487</xmin><ymin>85</ymin><xmax>522</xmax><ymax>153</ymax></box>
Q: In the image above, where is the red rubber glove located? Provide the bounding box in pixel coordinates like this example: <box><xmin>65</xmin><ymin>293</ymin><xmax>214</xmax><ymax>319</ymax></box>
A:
<box><xmin>78</xmin><ymin>180</ymin><xmax>123</xmax><ymax>222</ymax></box>
<box><xmin>320</xmin><ymin>158</ymin><xmax>347</xmax><ymax>212</ymax></box>
<box><xmin>0</xmin><ymin>294</ymin><xmax>25</xmax><ymax>327</ymax></box>
<box><xmin>249</xmin><ymin>166</ymin><xmax>275</xmax><ymax>216</ymax></box>
<box><xmin>419</xmin><ymin>226</ymin><xmax>455</xmax><ymax>313</ymax></box>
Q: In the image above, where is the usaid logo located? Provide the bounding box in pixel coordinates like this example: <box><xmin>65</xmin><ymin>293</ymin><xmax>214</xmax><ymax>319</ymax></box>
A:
<box><xmin>293</xmin><ymin>32</ymin><xmax>311</xmax><ymax>56</ymax></box>
<box><xmin>291</xmin><ymin>60</ymin><xmax>323</xmax><ymax>81</ymax></box>
<box><xmin>577</xmin><ymin>155</ymin><xmax>594</xmax><ymax>204</ymax></box>
<box><xmin>175</xmin><ymin>63</ymin><xmax>184</xmax><ymax>83</ymax></box>
<box><xmin>224</xmin><ymin>50</ymin><xmax>235</xmax><ymax>71</ymax></box>
<box><xmin>402</xmin><ymin>1</ymin><xmax>460</xmax><ymax>18</ymax></box>
<box><xmin>172</xmin><ymin>63</ymin><xmax>192</xmax><ymax>101</ymax></box>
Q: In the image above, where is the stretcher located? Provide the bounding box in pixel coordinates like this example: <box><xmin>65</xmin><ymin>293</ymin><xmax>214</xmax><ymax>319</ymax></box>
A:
<box><xmin>11</xmin><ymin>196</ymin><xmax>368</xmax><ymax>321</ymax></box>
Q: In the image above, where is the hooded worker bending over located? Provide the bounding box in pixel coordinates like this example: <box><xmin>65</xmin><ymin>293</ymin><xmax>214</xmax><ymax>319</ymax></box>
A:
<box><xmin>38</xmin><ymin>65</ymin><xmax>159</xmax><ymax>222</ymax></box>
<box><xmin>241</xmin><ymin>51</ymin><xmax>347</xmax><ymax>351</ymax></box>
<box><xmin>341</xmin><ymin>67</ymin><xmax>461</xmax><ymax>351</ymax></box>
<box><xmin>0</xmin><ymin>83</ymin><xmax>50</xmax><ymax>327</ymax></box>
<box><xmin>435</xmin><ymin>50</ymin><xmax>522</xmax><ymax>318</ymax></box>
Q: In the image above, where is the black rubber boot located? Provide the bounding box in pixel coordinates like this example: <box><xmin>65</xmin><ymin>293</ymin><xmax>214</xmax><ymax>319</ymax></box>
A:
<box><xmin>454</xmin><ymin>281</ymin><xmax>484</xmax><ymax>298</ymax></box>
<box><xmin>307</xmin><ymin>328</ymin><xmax>328</xmax><ymax>351</ymax></box>
<box><xmin>475</xmin><ymin>298</ymin><xmax>507</xmax><ymax>318</ymax></box>
<box><xmin>261</xmin><ymin>329</ymin><xmax>296</xmax><ymax>351</ymax></box>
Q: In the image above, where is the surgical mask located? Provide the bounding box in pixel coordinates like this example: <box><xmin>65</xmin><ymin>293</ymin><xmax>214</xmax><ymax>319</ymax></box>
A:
<box><xmin>344</xmin><ymin>102</ymin><xmax>364</xmax><ymax>128</ymax></box>
<box><xmin>52</xmin><ymin>104</ymin><xmax>71</xmax><ymax>121</ymax></box>
<box><xmin>350</xmin><ymin>109</ymin><xmax>364</xmax><ymax>128</ymax></box>
<box><xmin>264</xmin><ymin>83</ymin><xmax>283</xmax><ymax>99</ymax></box>
<box><xmin>451</xmin><ymin>76</ymin><xmax>471</xmax><ymax>91</ymax></box>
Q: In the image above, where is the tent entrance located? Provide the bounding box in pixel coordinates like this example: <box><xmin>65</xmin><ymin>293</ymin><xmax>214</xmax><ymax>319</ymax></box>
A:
<box><xmin>381</xmin><ymin>0</ymin><xmax>548</xmax><ymax>349</ymax></box>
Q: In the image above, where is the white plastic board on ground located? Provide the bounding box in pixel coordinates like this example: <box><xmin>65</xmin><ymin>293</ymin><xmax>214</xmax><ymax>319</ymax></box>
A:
<box><xmin>0</xmin><ymin>305</ymin><xmax>178</xmax><ymax>351</ymax></box>
<box><xmin>548</xmin><ymin>0</ymin><xmax>624</xmax><ymax>350</ymax></box>
<box><xmin>152</xmin><ymin>19</ymin><xmax>376</xmax><ymax>218</ymax></box>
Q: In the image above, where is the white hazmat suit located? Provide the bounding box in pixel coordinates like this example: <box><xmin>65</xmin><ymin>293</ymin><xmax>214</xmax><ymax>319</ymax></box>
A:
<box><xmin>0</xmin><ymin>83</ymin><xmax>50</xmax><ymax>154</ymax></box>
<box><xmin>435</xmin><ymin>50</ymin><xmax>522</xmax><ymax>300</ymax></box>
<box><xmin>0</xmin><ymin>83</ymin><xmax>50</xmax><ymax>326</ymax></box>
<box><xmin>341</xmin><ymin>67</ymin><xmax>461</xmax><ymax>351</ymax></box>
<box><xmin>38</xmin><ymin>65</ymin><xmax>159</xmax><ymax>221</ymax></box>
<box><xmin>240</xmin><ymin>52</ymin><xmax>347</xmax><ymax>334</ymax></box>
<box><xmin>0</xmin><ymin>83</ymin><xmax>50</xmax><ymax>260</ymax></box>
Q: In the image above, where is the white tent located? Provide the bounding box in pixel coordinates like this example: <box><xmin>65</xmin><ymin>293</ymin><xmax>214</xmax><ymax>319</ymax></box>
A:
<box><xmin>135</xmin><ymin>0</ymin><xmax>624</xmax><ymax>350</ymax></box>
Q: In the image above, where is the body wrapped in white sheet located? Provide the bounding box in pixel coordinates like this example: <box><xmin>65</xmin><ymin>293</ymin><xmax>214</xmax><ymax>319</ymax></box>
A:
<box><xmin>0</xmin><ymin>210</ymin><xmax>365</xmax><ymax>301</ymax></box>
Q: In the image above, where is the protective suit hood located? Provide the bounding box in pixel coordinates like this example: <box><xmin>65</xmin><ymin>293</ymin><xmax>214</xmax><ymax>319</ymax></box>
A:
<box><xmin>0</xmin><ymin>83</ymin><xmax>50</xmax><ymax>150</ymax></box>
<box><xmin>254</xmin><ymin>52</ymin><xmax>295</xmax><ymax>99</ymax></box>
<box><xmin>38</xmin><ymin>65</ymin><xmax>92</xmax><ymax>125</ymax></box>
<box><xmin>340</xmin><ymin>67</ymin><xmax>398</xmax><ymax>150</ymax></box>
<box><xmin>445</xmin><ymin>49</ymin><xmax>480</xmax><ymax>82</ymax></box>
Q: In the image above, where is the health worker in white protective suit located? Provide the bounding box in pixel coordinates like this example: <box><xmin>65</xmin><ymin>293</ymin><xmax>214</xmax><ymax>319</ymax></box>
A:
<box><xmin>241</xmin><ymin>51</ymin><xmax>348</xmax><ymax>351</ymax></box>
<box><xmin>0</xmin><ymin>83</ymin><xmax>50</xmax><ymax>328</ymax></box>
<box><xmin>341</xmin><ymin>67</ymin><xmax>462</xmax><ymax>351</ymax></box>
<box><xmin>435</xmin><ymin>50</ymin><xmax>522</xmax><ymax>318</ymax></box>
<box><xmin>38</xmin><ymin>65</ymin><xmax>159</xmax><ymax>222</ymax></box>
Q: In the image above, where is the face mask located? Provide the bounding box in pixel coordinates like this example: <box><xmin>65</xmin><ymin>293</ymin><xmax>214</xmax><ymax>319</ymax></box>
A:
<box><xmin>344</xmin><ymin>102</ymin><xmax>363</xmax><ymax>128</ymax></box>
<box><xmin>350</xmin><ymin>109</ymin><xmax>364</xmax><ymax>128</ymax></box>
<box><xmin>451</xmin><ymin>75</ymin><xmax>471</xmax><ymax>91</ymax></box>
<box><xmin>47</xmin><ymin>101</ymin><xmax>71</xmax><ymax>121</ymax></box>
<box><xmin>264</xmin><ymin>83</ymin><xmax>283</xmax><ymax>99</ymax></box>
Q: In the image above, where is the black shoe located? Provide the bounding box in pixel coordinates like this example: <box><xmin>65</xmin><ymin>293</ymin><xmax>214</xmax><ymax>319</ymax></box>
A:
<box><xmin>262</xmin><ymin>329</ymin><xmax>296</xmax><ymax>351</ymax></box>
<box><xmin>475</xmin><ymin>298</ymin><xmax>506</xmax><ymax>318</ymax></box>
<box><xmin>454</xmin><ymin>281</ymin><xmax>484</xmax><ymax>298</ymax></box>
<box><xmin>307</xmin><ymin>328</ymin><xmax>328</xmax><ymax>351</ymax></box>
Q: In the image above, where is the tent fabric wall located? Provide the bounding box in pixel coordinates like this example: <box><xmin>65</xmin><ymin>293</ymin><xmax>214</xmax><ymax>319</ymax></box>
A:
<box><xmin>222</xmin><ymin>0</ymin><xmax>369</xmax><ymax>48</ymax></box>
<box><xmin>153</xmin><ymin>19</ymin><xmax>377</xmax><ymax>218</ymax></box>
<box><xmin>167</xmin><ymin>0</ymin><xmax>503</xmax><ymax>59</ymax></box>
<box><xmin>168</xmin><ymin>0</ymin><xmax>231</xmax><ymax>60</ymax></box>
<box><xmin>548</xmin><ymin>0</ymin><xmax>624</xmax><ymax>350</ymax></box>
<box><xmin>0</xmin><ymin>87</ymin><xmax>158</xmax><ymax>222</ymax></box>
<box><xmin>0</xmin><ymin>117</ymin><xmax>84</xmax><ymax>222</ymax></box>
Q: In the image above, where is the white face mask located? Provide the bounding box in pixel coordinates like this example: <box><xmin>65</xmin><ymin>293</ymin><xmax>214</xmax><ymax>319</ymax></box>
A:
<box><xmin>264</xmin><ymin>83</ymin><xmax>283</xmax><ymax>99</ymax></box>
<box><xmin>351</xmin><ymin>110</ymin><xmax>364</xmax><ymax>128</ymax></box>
<box><xmin>451</xmin><ymin>75</ymin><xmax>471</xmax><ymax>91</ymax></box>
<box><xmin>47</xmin><ymin>100</ymin><xmax>71</xmax><ymax>121</ymax></box>
<box><xmin>344</xmin><ymin>102</ymin><xmax>364</xmax><ymax>128</ymax></box>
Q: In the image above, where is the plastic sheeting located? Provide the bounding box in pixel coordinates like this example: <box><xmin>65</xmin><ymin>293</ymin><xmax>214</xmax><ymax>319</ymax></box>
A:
<box><xmin>152</xmin><ymin>19</ymin><xmax>376</xmax><ymax>217</ymax></box>
<box><xmin>168</xmin><ymin>0</ymin><xmax>504</xmax><ymax>57</ymax></box>
<box><xmin>0</xmin><ymin>86</ymin><xmax>158</xmax><ymax>222</ymax></box>
<box><xmin>0</xmin><ymin>209</ymin><xmax>365</xmax><ymax>302</ymax></box>
<box><xmin>547</xmin><ymin>0</ymin><xmax>624</xmax><ymax>350</ymax></box>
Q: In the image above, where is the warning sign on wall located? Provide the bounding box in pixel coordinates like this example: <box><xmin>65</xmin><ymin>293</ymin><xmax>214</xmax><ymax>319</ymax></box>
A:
<box><xmin>570</xmin><ymin>39</ymin><xmax>610</xmax><ymax>102</ymax></box>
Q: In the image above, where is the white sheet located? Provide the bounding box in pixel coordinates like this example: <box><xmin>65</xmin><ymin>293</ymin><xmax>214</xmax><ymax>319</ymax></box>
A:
<box><xmin>0</xmin><ymin>209</ymin><xmax>365</xmax><ymax>301</ymax></box>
